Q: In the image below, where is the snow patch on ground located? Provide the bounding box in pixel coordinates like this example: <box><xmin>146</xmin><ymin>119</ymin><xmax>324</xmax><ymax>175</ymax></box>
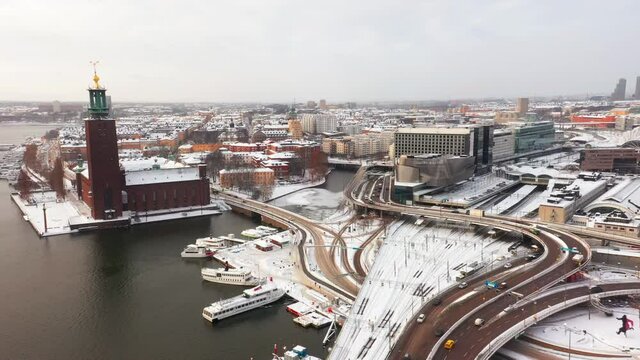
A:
<box><xmin>525</xmin><ymin>305</ymin><xmax>640</xmax><ymax>356</ymax></box>
<box><xmin>329</xmin><ymin>218</ymin><xmax>516</xmax><ymax>360</ymax></box>
<box><xmin>271</xmin><ymin>188</ymin><xmax>344</xmax><ymax>221</ymax></box>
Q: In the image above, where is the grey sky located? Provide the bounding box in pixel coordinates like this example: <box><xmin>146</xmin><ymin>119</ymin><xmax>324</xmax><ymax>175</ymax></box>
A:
<box><xmin>1</xmin><ymin>0</ymin><xmax>638</xmax><ymax>102</ymax></box>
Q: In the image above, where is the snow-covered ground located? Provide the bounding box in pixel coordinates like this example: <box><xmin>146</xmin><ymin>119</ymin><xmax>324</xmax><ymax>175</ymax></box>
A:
<box><xmin>567</xmin><ymin>129</ymin><xmax>629</xmax><ymax>148</ymax></box>
<box><xmin>218</xmin><ymin>173</ymin><xmax>329</xmax><ymax>202</ymax></box>
<box><xmin>13</xmin><ymin>191</ymin><xmax>229</xmax><ymax>237</ymax></box>
<box><xmin>206</xmin><ymin>230</ymin><xmax>351</xmax><ymax>319</ymax></box>
<box><xmin>270</xmin><ymin>188</ymin><xmax>345</xmax><ymax>222</ymax></box>
<box><xmin>514</xmin><ymin>151</ymin><xmax>580</xmax><ymax>168</ymax></box>
<box><xmin>12</xmin><ymin>191</ymin><xmax>81</xmax><ymax>236</ymax></box>
<box><xmin>485</xmin><ymin>185</ymin><xmax>537</xmax><ymax>215</ymax></box>
<box><xmin>270</xmin><ymin>177</ymin><xmax>327</xmax><ymax>200</ymax></box>
<box><xmin>524</xmin><ymin>305</ymin><xmax>640</xmax><ymax>357</ymax></box>
<box><xmin>329</xmin><ymin>217</ymin><xmax>517</xmax><ymax>360</ymax></box>
<box><xmin>423</xmin><ymin>172</ymin><xmax>517</xmax><ymax>206</ymax></box>
<box><xmin>502</xmin><ymin>267</ymin><xmax>640</xmax><ymax>359</ymax></box>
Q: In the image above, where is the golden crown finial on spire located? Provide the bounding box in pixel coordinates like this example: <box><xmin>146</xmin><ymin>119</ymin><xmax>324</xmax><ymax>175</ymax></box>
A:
<box><xmin>90</xmin><ymin>60</ymin><xmax>101</xmax><ymax>89</ymax></box>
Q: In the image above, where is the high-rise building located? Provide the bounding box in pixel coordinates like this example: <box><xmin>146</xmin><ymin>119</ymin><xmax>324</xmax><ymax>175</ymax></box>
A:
<box><xmin>319</xmin><ymin>99</ymin><xmax>327</xmax><ymax>110</ymax></box>
<box><xmin>84</xmin><ymin>69</ymin><xmax>123</xmax><ymax>219</ymax></box>
<box><xmin>299</xmin><ymin>114</ymin><xmax>337</xmax><ymax>134</ymax></box>
<box><xmin>393</xmin><ymin>124</ymin><xmax>494</xmax><ymax>174</ymax></box>
<box><xmin>511</xmin><ymin>121</ymin><xmax>555</xmax><ymax>153</ymax></box>
<box><xmin>634</xmin><ymin>76</ymin><xmax>640</xmax><ymax>100</ymax></box>
<box><xmin>515</xmin><ymin>97</ymin><xmax>529</xmax><ymax>115</ymax></box>
<box><xmin>493</xmin><ymin>129</ymin><xmax>515</xmax><ymax>161</ymax></box>
<box><xmin>300</xmin><ymin>114</ymin><xmax>316</xmax><ymax>134</ymax></box>
<box><xmin>52</xmin><ymin>100</ymin><xmax>61</xmax><ymax>113</ymax></box>
<box><xmin>611</xmin><ymin>78</ymin><xmax>627</xmax><ymax>101</ymax></box>
<box><xmin>315</xmin><ymin>114</ymin><xmax>337</xmax><ymax>133</ymax></box>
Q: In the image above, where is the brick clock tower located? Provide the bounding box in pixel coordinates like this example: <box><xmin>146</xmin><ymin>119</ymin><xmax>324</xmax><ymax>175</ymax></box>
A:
<box><xmin>85</xmin><ymin>65</ymin><xmax>123</xmax><ymax>219</ymax></box>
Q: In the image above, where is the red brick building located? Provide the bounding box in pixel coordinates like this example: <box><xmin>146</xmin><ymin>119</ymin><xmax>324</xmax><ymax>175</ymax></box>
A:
<box><xmin>580</xmin><ymin>148</ymin><xmax>640</xmax><ymax>173</ymax></box>
<box><xmin>76</xmin><ymin>73</ymin><xmax>210</xmax><ymax>220</ymax></box>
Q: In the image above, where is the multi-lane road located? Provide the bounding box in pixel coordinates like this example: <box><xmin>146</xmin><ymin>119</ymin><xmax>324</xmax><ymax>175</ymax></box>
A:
<box><xmin>222</xmin><ymin>165</ymin><xmax>639</xmax><ymax>360</ymax></box>
<box><xmin>342</xmin><ymin>169</ymin><xmax>619</xmax><ymax>359</ymax></box>
<box><xmin>219</xmin><ymin>193</ymin><xmax>359</xmax><ymax>301</ymax></box>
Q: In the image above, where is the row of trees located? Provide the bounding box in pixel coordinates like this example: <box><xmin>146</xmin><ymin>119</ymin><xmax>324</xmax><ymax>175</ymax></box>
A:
<box><xmin>20</xmin><ymin>143</ymin><xmax>66</xmax><ymax>200</ymax></box>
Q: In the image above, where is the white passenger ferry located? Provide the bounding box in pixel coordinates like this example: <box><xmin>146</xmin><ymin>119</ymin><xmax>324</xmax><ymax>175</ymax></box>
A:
<box><xmin>202</xmin><ymin>280</ymin><xmax>285</xmax><ymax>322</ymax></box>
<box><xmin>194</xmin><ymin>235</ymin><xmax>227</xmax><ymax>250</ymax></box>
<box><xmin>241</xmin><ymin>226</ymin><xmax>278</xmax><ymax>238</ymax></box>
<box><xmin>181</xmin><ymin>244</ymin><xmax>214</xmax><ymax>258</ymax></box>
<box><xmin>201</xmin><ymin>261</ymin><xmax>260</xmax><ymax>286</ymax></box>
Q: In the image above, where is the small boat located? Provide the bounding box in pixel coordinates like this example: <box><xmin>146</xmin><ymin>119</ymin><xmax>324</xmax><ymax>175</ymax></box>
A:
<box><xmin>240</xmin><ymin>228</ymin><xmax>265</xmax><ymax>238</ymax></box>
<box><xmin>201</xmin><ymin>261</ymin><xmax>260</xmax><ymax>286</ymax></box>
<box><xmin>256</xmin><ymin>225</ymin><xmax>278</xmax><ymax>234</ymax></box>
<box><xmin>195</xmin><ymin>235</ymin><xmax>226</xmax><ymax>249</ymax></box>
<box><xmin>181</xmin><ymin>244</ymin><xmax>214</xmax><ymax>258</ymax></box>
<box><xmin>202</xmin><ymin>279</ymin><xmax>285</xmax><ymax>322</ymax></box>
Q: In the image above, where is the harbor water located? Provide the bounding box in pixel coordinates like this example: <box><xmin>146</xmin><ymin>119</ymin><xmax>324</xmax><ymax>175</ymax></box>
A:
<box><xmin>0</xmin><ymin>124</ymin><xmax>355</xmax><ymax>360</ymax></box>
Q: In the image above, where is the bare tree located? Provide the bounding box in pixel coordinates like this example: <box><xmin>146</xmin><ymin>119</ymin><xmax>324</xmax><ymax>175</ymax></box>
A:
<box><xmin>16</xmin><ymin>170</ymin><xmax>33</xmax><ymax>200</ymax></box>
<box><xmin>260</xmin><ymin>182</ymin><xmax>274</xmax><ymax>200</ymax></box>
<box><xmin>287</xmin><ymin>157</ymin><xmax>304</xmax><ymax>178</ymax></box>
<box><xmin>48</xmin><ymin>157</ymin><xmax>65</xmax><ymax>200</ymax></box>
<box><xmin>309</xmin><ymin>151</ymin><xmax>328</xmax><ymax>182</ymax></box>
<box><xmin>23</xmin><ymin>144</ymin><xmax>38</xmax><ymax>170</ymax></box>
<box><xmin>206</xmin><ymin>151</ymin><xmax>224</xmax><ymax>180</ymax></box>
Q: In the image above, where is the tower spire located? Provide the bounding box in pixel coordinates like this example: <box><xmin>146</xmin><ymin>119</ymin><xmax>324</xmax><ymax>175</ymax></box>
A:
<box><xmin>89</xmin><ymin>60</ymin><xmax>101</xmax><ymax>89</ymax></box>
<box><xmin>87</xmin><ymin>61</ymin><xmax>109</xmax><ymax>119</ymax></box>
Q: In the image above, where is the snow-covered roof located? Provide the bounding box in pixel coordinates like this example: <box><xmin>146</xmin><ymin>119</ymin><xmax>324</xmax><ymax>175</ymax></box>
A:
<box><xmin>121</xmin><ymin>157</ymin><xmax>185</xmax><ymax>172</ymax></box>
<box><xmin>125</xmin><ymin>167</ymin><xmax>200</xmax><ymax>186</ymax></box>
<box><xmin>219</xmin><ymin>168</ymin><xmax>273</xmax><ymax>174</ymax></box>
<box><xmin>585</xmin><ymin>177</ymin><xmax>640</xmax><ymax>216</ymax></box>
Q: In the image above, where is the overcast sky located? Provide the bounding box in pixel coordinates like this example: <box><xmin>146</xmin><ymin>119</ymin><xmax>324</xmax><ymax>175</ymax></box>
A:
<box><xmin>1</xmin><ymin>0</ymin><xmax>639</xmax><ymax>103</ymax></box>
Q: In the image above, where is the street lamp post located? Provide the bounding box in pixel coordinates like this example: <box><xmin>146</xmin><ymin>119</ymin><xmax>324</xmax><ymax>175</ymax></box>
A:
<box><xmin>564</xmin><ymin>323</ymin><xmax>572</xmax><ymax>360</ymax></box>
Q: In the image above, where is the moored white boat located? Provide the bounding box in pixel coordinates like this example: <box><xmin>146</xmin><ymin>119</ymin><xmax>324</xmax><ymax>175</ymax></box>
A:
<box><xmin>256</xmin><ymin>225</ymin><xmax>278</xmax><ymax>234</ymax></box>
<box><xmin>240</xmin><ymin>226</ymin><xmax>279</xmax><ymax>238</ymax></box>
<box><xmin>181</xmin><ymin>244</ymin><xmax>214</xmax><ymax>258</ymax></box>
<box><xmin>194</xmin><ymin>235</ymin><xmax>226</xmax><ymax>249</ymax></box>
<box><xmin>201</xmin><ymin>261</ymin><xmax>260</xmax><ymax>286</ymax></box>
<box><xmin>202</xmin><ymin>279</ymin><xmax>285</xmax><ymax>322</ymax></box>
<box><xmin>240</xmin><ymin>228</ymin><xmax>264</xmax><ymax>238</ymax></box>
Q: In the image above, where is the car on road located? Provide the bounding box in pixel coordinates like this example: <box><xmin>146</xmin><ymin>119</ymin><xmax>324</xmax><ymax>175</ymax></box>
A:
<box><xmin>504</xmin><ymin>262</ymin><xmax>512</xmax><ymax>269</ymax></box>
<box><xmin>474</xmin><ymin>318</ymin><xmax>485</xmax><ymax>326</ymax></box>
<box><xmin>417</xmin><ymin>314</ymin><xmax>425</xmax><ymax>323</ymax></box>
<box><xmin>458</xmin><ymin>282</ymin><xmax>468</xmax><ymax>289</ymax></box>
<box><xmin>526</xmin><ymin>254</ymin><xmax>538</xmax><ymax>261</ymax></box>
<box><xmin>444</xmin><ymin>339</ymin><xmax>456</xmax><ymax>350</ymax></box>
<box><xmin>432</xmin><ymin>298</ymin><xmax>442</xmax><ymax>306</ymax></box>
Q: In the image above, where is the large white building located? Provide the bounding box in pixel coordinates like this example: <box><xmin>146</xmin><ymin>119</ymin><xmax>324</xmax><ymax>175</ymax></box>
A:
<box><xmin>352</xmin><ymin>132</ymin><xmax>394</xmax><ymax>158</ymax></box>
<box><xmin>299</xmin><ymin>114</ymin><xmax>337</xmax><ymax>134</ymax></box>
<box><xmin>393</xmin><ymin>125</ymin><xmax>494</xmax><ymax>174</ymax></box>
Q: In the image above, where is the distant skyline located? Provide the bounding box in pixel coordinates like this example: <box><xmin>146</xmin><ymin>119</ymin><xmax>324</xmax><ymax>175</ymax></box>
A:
<box><xmin>1</xmin><ymin>0</ymin><xmax>639</xmax><ymax>103</ymax></box>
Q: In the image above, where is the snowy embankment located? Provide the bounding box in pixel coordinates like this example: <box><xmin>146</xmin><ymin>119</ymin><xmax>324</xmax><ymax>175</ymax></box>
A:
<box><xmin>220</xmin><ymin>173</ymin><xmax>328</xmax><ymax>202</ymax></box>
<box><xmin>12</xmin><ymin>192</ymin><xmax>81</xmax><ymax>236</ymax></box>
<box><xmin>329</xmin><ymin>217</ymin><xmax>515</xmax><ymax>360</ymax></box>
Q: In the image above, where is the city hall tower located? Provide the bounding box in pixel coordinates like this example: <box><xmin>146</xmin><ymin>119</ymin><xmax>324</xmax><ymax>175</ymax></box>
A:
<box><xmin>84</xmin><ymin>64</ymin><xmax>123</xmax><ymax>219</ymax></box>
